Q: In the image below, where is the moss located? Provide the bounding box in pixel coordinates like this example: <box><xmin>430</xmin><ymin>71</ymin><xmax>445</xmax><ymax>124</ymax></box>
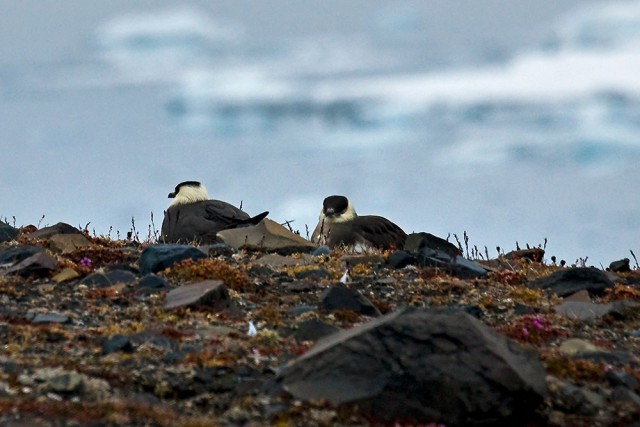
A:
<box><xmin>542</xmin><ymin>352</ymin><xmax>607</xmax><ymax>383</ymax></box>
<box><xmin>164</xmin><ymin>258</ymin><xmax>250</xmax><ymax>291</ymax></box>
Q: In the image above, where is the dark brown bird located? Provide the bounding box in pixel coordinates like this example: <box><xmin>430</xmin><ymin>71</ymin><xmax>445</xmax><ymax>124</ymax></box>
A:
<box><xmin>161</xmin><ymin>181</ymin><xmax>268</xmax><ymax>244</ymax></box>
<box><xmin>311</xmin><ymin>195</ymin><xmax>406</xmax><ymax>250</ymax></box>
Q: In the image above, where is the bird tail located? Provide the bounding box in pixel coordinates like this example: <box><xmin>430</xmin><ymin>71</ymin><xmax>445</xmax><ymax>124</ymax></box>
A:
<box><xmin>235</xmin><ymin>211</ymin><xmax>269</xmax><ymax>227</ymax></box>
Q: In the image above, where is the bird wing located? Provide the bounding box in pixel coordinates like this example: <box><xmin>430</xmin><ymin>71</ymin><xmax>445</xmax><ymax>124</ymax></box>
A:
<box><xmin>350</xmin><ymin>216</ymin><xmax>407</xmax><ymax>249</ymax></box>
<box><xmin>202</xmin><ymin>200</ymin><xmax>251</xmax><ymax>229</ymax></box>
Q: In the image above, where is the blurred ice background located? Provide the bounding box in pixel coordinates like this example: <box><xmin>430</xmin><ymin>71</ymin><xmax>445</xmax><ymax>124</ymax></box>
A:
<box><xmin>1</xmin><ymin>0</ymin><xmax>639</xmax><ymax>265</ymax></box>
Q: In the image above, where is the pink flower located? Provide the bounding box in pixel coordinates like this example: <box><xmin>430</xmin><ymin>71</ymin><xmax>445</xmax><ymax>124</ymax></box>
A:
<box><xmin>532</xmin><ymin>316</ymin><xmax>545</xmax><ymax>330</ymax></box>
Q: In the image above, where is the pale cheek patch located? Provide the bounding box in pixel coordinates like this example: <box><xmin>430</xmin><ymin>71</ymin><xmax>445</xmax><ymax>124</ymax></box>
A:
<box><xmin>170</xmin><ymin>186</ymin><xmax>209</xmax><ymax>206</ymax></box>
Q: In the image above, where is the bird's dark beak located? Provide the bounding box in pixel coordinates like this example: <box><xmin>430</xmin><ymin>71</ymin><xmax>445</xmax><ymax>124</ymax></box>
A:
<box><xmin>168</xmin><ymin>192</ymin><xmax>176</xmax><ymax>198</ymax></box>
<box><xmin>325</xmin><ymin>208</ymin><xmax>335</xmax><ymax>217</ymax></box>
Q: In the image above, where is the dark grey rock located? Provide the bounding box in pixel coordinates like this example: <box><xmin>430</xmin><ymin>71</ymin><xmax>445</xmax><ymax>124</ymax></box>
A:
<box><xmin>139</xmin><ymin>244</ymin><xmax>207</xmax><ymax>275</ymax></box>
<box><xmin>386</xmin><ymin>250</ymin><xmax>417</xmax><ymax>269</ymax></box>
<box><xmin>104</xmin><ymin>263</ymin><xmax>140</xmax><ymax>275</ymax></box>
<box><xmin>404</xmin><ymin>232</ymin><xmax>461</xmax><ymax>257</ymax></box>
<box><xmin>81</xmin><ymin>272</ymin><xmax>112</xmax><ymax>287</ymax></box>
<box><xmin>287</xmin><ymin>305</ymin><xmax>316</xmax><ymax>316</ymax></box>
<box><xmin>417</xmin><ymin>249</ymin><xmax>487</xmax><ymax>279</ymax></box>
<box><xmin>105</xmin><ymin>269</ymin><xmax>137</xmax><ymax>285</ymax></box>
<box><xmin>529</xmin><ymin>267</ymin><xmax>614</xmax><ymax>297</ymax></box>
<box><xmin>5</xmin><ymin>252</ymin><xmax>57</xmax><ymax>278</ymax></box>
<box><xmin>611</xmin><ymin>387</ymin><xmax>640</xmax><ymax>406</ymax></box>
<box><xmin>550</xmin><ymin>379</ymin><xmax>606</xmax><ymax>416</ymax></box>
<box><xmin>293</xmin><ymin>318</ymin><xmax>340</xmax><ymax>342</ymax></box>
<box><xmin>164</xmin><ymin>280</ymin><xmax>236</xmax><ymax>311</ymax></box>
<box><xmin>294</xmin><ymin>267</ymin><xmax>330</xmax><ymax>280</ymax></box>
<box><xmin>605</xmin><ymin>370</ymin><xmax>640</xmax><ymax>391</ymax></box>
<box><xmin>504</xmin><ymin>248</ymin><xmax>545</xmax><ymax>262</ymax></box>
<box><xmin>194</xmin><ymin>366</ymin><xmax>237</xmax><ymax>393</ymax></box>
<box><xmin>555</xmin><ymin>300</ymin><xmax>639</xmax><ymax>321</ymax></box>
<box><xmin>319</xmin><ymin>285</ymin><xmax>381</xmax><ymax>317</ymax></box>
<box><xmin>0</xmin><ymin>222</ymin><xmax>19</xmax><ymax>243</ymax></box>
<box><xmin>448</xmin><ymin>304</ymin><xmax>483</xmax><ymax>319</ymax></box>
<box><xmin>279</xmin><ymin>307</ymin><xmax>548</xmax><ymax>426</ymax></box>
<box><xmin>138</xmin><ymin>274</ymin><xmax>168</xmax><ymax>290</ymax></box>
<box><xmin>29</xmin><ymin>222</ymin><xmax>81</xmax><ymax>239</ymax></box>
<box><xmin>102</xmin><ymin>334</ymin><xmax>134</xmax><ymax>355</ymax></box>
<box><xmin>0</xmin><ymin>245</ymin><xmax>43</xmax><ymax>265</ymax></box>
<box><xmin>311</xmin><ymin>246</ymin><xmax>331</xmax><ymax>256</ymax></box>
<box><xmin>285</xmin><ymin>281</ymin><xmax>318</xmax><ymax>292</ymax></box>
<box><xmin>609</xmin><ymin>258</ymin><xmax>631</xmax><ymax>272</ymax></box>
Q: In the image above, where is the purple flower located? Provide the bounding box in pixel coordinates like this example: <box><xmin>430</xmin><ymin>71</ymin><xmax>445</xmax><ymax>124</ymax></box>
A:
<box><xmin>532</xmin><ymin>316</ymin><xmax>545</xmax><ymax>330</ymax></box>
<box><xmin>522</xmin><ymin>327</ymin><xmax>529</xmax><ymax>336</ymax></box>
<box><xmin>80</xmin><ymin>257</ymin><xmax>92</xmax><ymax>267</ymax></box>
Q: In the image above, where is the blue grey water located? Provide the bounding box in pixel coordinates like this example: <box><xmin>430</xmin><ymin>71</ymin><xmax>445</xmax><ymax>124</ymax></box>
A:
<box><xmin>2</xmin><ymin>0</ymin><xmax>639</xmax><ymax>266</ymax></box>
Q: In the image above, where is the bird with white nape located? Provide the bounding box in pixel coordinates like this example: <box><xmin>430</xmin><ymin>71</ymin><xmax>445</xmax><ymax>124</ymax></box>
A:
<box><xmin>161</xmin><ymin>181</ymin><xmax>268</xmax><ymax>244</ymax></box>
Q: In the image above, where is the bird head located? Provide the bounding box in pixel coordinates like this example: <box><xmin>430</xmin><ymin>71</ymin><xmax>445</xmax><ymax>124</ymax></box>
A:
<box><xmin>168</xmin><ymin>181</ymin><xmax>209</xmax><ymax>206</ymax></box>
<box><xmin>320</xmin><ymin>195</ymin><xmax>357</xmax><ymax>223</ymax></box>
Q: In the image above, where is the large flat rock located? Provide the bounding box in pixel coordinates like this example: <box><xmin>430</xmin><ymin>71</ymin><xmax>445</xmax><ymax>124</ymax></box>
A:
<box><xmin>217</xmin><ymin>219</ymin><xmax>315</xmax><ymax>254</ymax></box>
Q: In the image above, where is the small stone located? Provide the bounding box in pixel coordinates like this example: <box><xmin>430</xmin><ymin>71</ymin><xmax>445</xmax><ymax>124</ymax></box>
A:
<box><xmin>611</xmin><ymin>387</ymin><xmax>640</xmax><ymax>405</ymax></box>
<box><xmin>416</xmin><ymin>249</ymin><xmax>487</xmax><ymax>279</ymax></box>
<box><xmin>288</xmin><ymin>305</ymin><xmax>316</xmax><ymax>316</ymax></box>
<box><xmin>319</xmin><ymin>285</ymin><xmax>381</xmax><ymax>317</ymax></box>
<box><xmin>217</xmin><ymin>219</ymin><xmax>316</xmax><ymax>254</ymax></box>
<box><xmin>52</xmin><ymin>268</ymin><xmax>80</xmax><ymax>284</ymax></box>
<box><xmin>285</xmin><ymin>281</ymin><xmax>318</xmax><ymax>292</ymax></box>
<box><xmin>139</xmin><ymin>244</ymin><xmax>207</xmax><ymax>275</ymax></box>
<box><xmin>81</xmin><ymin>272</ymin><xmax>112</xmax><ymax>287</ymax></box>
<box><xmin>386</xmin><ymin>250</ymin><xmax>417</xmax><ymax>269</ymax></box>
<box><xmin>137</xmin><ymin>274</ymin><xmax>168</xmax><ymax>290</ymax></box>
<box><xmin>48</xmin><ymin>233</ymin><xmax>94</xmax><ymax>254</ymax></box>
<box><xmin>5</xmin><ymin>252</ymin><xmax>57</xmax><ymax>278</ymax></box>
<box><xmin>34</xmin><ymin>368</ymin><xmax>84</xmax><ymax>393</ymax></box>
<box><xmin>105</xmin><ymin>269</ymin><xmax>137</xmax><ymax>285</ymax></box>
<box><xmin>29</xmin><ymin>312</ymin><xmax>70</xmax><ymax>324</ymax></box>
<box><xmin>504</xmin><ymin>248</ymin><xmax>545</xmax><ymax>262</ymax></box>
<box><xmin>102</xmin><ymin>334</ymin><xmax>134</xmax><ymax>355</ymax></box>
<box><xmin>529</xmin><ymin>267</ymin><xmax>614</xmax><ymax>297</ymax></box>
<box><xmin>605</xmin><ymin>370</ymin><xmax>640</xmax><ymax>391</ymax></box>
<box><xmin>295</xmin><ymin>267</ymin><xmax>330</xmax><ymax>280</ymax></box>
<box><xmin>558</xmin><ymin>338</ymin><xmax>600</xmax><ymax>356</ymax></box>
<box><xmin>311</xmin><ymin>246</ymin><xmax>331</xmax><ymax>256</ymax></box>
<box><xmin>164</xmin><ymin>280</ymin><xmax>234</xmax><ymax>311</ymax></box>
<box><xmin>341</xmin><ymin>254</ymin><xmax>385</xmax><ymax>266</ymax></box>
<box><xmin>609</xmin><ymin>258</ymin><xmax>631</xmax><ymax>273</ymax></box>
<box><xmin>202</xmin><ymin>243</ymin><xmax>236</xmax><ymax>257</ymax></box>
<box><xmin>563</xmin><ymin>289</ymin><xmax>591</xmax><ymax>302</ymax></box>
<box><xmin>293</xmin><ymin>318</ymin><xmax>340</xmax><ymax>342</ymax></box>
<box><xmin>256</xmin><ymin>253</ymin><xmax>313</xmax><ymax>268</ymax></box>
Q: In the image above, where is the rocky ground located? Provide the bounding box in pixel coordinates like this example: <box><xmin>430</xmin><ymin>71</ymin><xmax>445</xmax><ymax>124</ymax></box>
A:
<box><xmin>0</xmin><ymin>220</ymin><xmax>639</xmax><ymax>426</ymax></box>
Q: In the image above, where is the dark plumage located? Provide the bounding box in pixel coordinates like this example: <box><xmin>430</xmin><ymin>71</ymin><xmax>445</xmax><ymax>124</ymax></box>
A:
<box><xmin>161</xmin><ymin>181</ymin><xmax>268</xmax><ymax>244</ymax></box>
<box><xmin>311</xmin><ymin>195</ymin><xmax>407</xmax><ymax>250</ymax></box>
